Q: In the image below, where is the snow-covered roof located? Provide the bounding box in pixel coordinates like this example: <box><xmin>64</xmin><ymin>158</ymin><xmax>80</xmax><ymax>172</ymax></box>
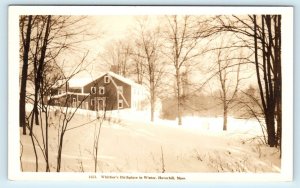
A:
<box><xmin>54</xmin><ymin>72</ymin><xmax>145</xmax><ymax>90</ymax></box>
<box><xmin>82</xmin><ymin>71</ymin><xmax>142</xmax><ymax>88</ymax></box>
<box><xmin>106</xmin><ymin>71</ymin><xmax>140</xmax><ymax>87</ymax></box>
<box><xmin>68</xmin><ymin>77</ymin><xmax>93</xmax><ymax>88</ymax></box>
<box><xmin>51</xmin><ymin>92</ymin><xmax>89</xmax><ymax>99</ymax></box>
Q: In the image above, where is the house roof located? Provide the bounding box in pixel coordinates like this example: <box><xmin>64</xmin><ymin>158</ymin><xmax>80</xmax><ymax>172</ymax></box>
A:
<box><xmin>106</xmin><ymin>71</ymin><xmax>139</xmax><ymax>87</ymax></box>
<box><xmin>81</xmin><ymin>71</ymin><xmax>142</xmax><ymax>88</ymax></box>
<box><xmin>68</xmin><ymin>77</ymin><xmax>94</xmax><ymax>88</ymax></box>
<box><xmin>52</xmin><ymin>78</ymin><xmax>89</xmax><ymax>89</ymax></box>
<box><xmin>51</xmin><ymin>92</ymin><xmax>89</xmax><ymax>99</ymax></box>
<box><xmin>51</xmin><ymin>72</ymin><xmax>149</xmax><ymax>99</ymax></box>
<box><xmin>55</xmin><ymin>71</ymin><xmax>145</xmax><ymax>90</ymax></box>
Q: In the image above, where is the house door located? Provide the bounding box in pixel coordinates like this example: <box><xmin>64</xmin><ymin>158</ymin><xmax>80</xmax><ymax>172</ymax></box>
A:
<box><xmin>97</xmin><ymin>98</ymin><xmax>105</xmax><ymax>111</ymax></box>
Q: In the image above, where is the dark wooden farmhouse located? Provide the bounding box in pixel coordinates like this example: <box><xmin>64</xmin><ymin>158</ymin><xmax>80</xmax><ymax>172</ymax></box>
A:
<box><xmin>49</xmin><ymin>72</ymin><xmax>149</xmax><ymax>111</ymax></box>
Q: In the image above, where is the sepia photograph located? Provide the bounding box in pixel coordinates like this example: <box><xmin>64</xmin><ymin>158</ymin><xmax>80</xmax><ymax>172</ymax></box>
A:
<box><xmin>8</xmin><ymin>6</ymin><xmax>293</xmax><ymax>181</ymax></box>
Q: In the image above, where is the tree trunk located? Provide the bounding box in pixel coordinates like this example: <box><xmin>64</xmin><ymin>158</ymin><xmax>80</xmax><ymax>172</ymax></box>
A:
<box><xmin>266</xmin><ymin>110</ymin><xmax>276</xmax><ymax>147</ymax></box>
<box><xmin>45</xmin><ymin>109</ymin><xmax>50</xmax><ymax>172</ymax></box>
<box><xmin>34</xmin><ymin>104</ymin><xmax>39</xmax><ymax>125</ymax></box>
<box><xmin>150</xmin><ymin>93</ymin><xmax>155</xmax><ymax>122</ymax></box>
<box><xmin>19</xmin><ymin>15</ymin><xmax>33</xmax><ymax>135</ymax></box>
<box><xmin>223</xmin><ymin>104</ymin><xmax>228</xmax><ymax>131</ymax></box>
<box><xmin>33</xmin><ymin>15</ymin><xmax>52</xmax><ymax>127</ymax></box>
<box><xmin>265</xmin><ymin>15</ymin><xmax>277</xmax><ymax>147</ymax></box>
<box><xmin>274</xmin><ymin>15</ymin><xmax>282</xmax><ymax>153</ymax></box>
<box><xmin>253</xmin><ymin>15</ymin><xmax>277</xmax><ymax>147</ymax></box>
<box><xmin>150</xmin><ymin>75</ymin><xmax>155</xmax><ymax>122</ymax></box>
<box><xmin>176</xmin><ymin>69</ymin><xmax>182</xmax><ymax>125</ymax></box>
<box><xmin>276</xmin><ymin>105</ymin><xmax>281</xmax><ymax>149</ymax></box>
<box><xmin>56</xmin><ymin>132</ymin><xmax>64</xmax><ymax>172</ymax></box>
<box><xmin>217</xmin><ymin>15</ymin><xmax>282</xmax><ymax>148</ymax></box>
<box><xmin>29</xmin><ymin>102</ymin><xmax>39</xmax><ymax>171</ymax></box>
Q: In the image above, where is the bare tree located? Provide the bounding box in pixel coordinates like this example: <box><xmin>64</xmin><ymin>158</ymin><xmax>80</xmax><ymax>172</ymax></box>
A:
<box><xmin>100</xmin><ymin>39</ymin><xmax>132</xmax><ymax>77</ymax></box>
<box><xmin>19</xmin><ymin>15</ymin><xmax>33</xmax><ymax>135</ymax></box>
<box><xmin>31</xmin><ymin>15</ymin><xmax>52</xmax><ymax>128</ymax></box>
<box><xmin>216</xmin><ymin>15</ymin><xmax>282</xmax><ymax>147</ymax></box>
<box><xmin>92</xmin><ymin>107</ymin><xmax>109</xmax><ymax>172</ymax></box>
<box><xmin>253</xmin><ymin>15</ymin><xmax>281</xmax><ymax>148</ymax></box>
<box><xmin>21</xmin><ymin>15</ymin><xmax>53</xmax><ymax>172</ymax></box>
<box><xmin>19</xmin><ymin>15</ymin><xmax>100</xmax><ymax>171</ymax></box>
<box><xmin>55</xmin><ymin>95</ymin><xmax>90</xmax><ymax>172</ymax></box>
<box><xmin>132</xmin><ymin>17</ymin><xmax>165</xmax><ymax>122</ymax></box>
<box><xmin>213</xmin><ymin>38</ymin><xmax>242</xmax><ymax>131</ymax></box>
<box><xmin>238</xmin><ymin>85</ymin><xmax>268</xmax><ymax>144</ymax></box>
<box><xmin>21</xmin><ymin>51</ymin><xmax>89</xmax><ymax>172</ymax></box>
<box><xmin>162</xmin><ymin>15</ymin><xmax>212</xmax><ymax>125</ymax></box>
<box><xmin>130</xmin><ymin>45</ymin><xmax>145</xmax><ymax>84</ymax></box>
<box><xmin>20</xmin><ymin>15</ymin><xmax>91</xmax><ymax>132</ymax></box>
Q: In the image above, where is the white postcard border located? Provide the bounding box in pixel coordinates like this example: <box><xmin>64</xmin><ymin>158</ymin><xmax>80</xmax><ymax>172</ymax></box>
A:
<box><xmin>8</xmin><ymin>5</ymin><xmax>294</xmax><ymax>182</ymax></box>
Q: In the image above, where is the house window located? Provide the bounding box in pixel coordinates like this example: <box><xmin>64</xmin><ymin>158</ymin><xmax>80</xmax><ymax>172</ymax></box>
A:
<box><xmin>104</xmin><ymin>75</ymin><xmax>110</xmax><ymax>83</ymax></box>
<box><xmin>91</xmin><ymin>98</ymin><xmax>95</xmax><ymax>106</ymax></box>
<box><xmin>91</xmin><ymin>87</ymin><xmax>96</xmax><ymax>94</ymax></box>
<box><xmin>118</xmin><ymin>99</ymin><xmax>123</xmax><ymax>109</ymax></box>
<box><xmin>99</xmin><ymin>86</ymin><xmax>105</xmax><ymax>94</ymax></box>
<box><xmin>117</xmin><ymin>86</ymin><xmax>123</xmax><ymax>94</ymax></box>
<box><xmin>72</xmin><ymin>98</ymin><xmax>77</xmax><ymax>107</ymax></box>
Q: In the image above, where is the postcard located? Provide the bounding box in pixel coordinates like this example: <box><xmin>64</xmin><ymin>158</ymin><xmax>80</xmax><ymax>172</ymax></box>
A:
<box><xmin>8</xmin><ymin>6</ymin><xmax>293</xmax><ymax>181</ymax></box>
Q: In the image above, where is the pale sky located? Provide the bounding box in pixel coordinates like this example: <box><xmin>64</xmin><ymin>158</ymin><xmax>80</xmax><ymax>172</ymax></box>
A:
<box><xmin>62</xmin><ymin>15</ymin><xmax>164</xmax><ymax>79</ymax></box>
<box><xmin>59</xmin><ymin>15</ymin><xmax>137</xmax><ymax>79</ymax></box>
<box><xmin>58</xmin><ymin>15</ymin><xmax>257</xmax><ymax>91</ymax></box>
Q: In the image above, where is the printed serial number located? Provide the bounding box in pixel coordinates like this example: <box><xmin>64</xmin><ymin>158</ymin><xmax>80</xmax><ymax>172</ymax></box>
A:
<box><xmin>89</xmin><ymin>175</ymin><xmax>97</xmax><ymax>179</ymax></box>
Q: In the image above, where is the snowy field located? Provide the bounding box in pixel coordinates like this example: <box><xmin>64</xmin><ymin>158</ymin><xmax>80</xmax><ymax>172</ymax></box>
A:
<box><xmin>20</xmin><ymin>106</ymin><xmax>280</xmax><ymax>173</ymax></box>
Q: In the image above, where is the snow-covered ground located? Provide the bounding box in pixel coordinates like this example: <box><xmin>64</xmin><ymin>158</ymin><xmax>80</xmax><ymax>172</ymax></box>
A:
<box><xmin>20</xmin><ymin>107</ymin><xmax>280</xmax><ymax>173</ymax></box>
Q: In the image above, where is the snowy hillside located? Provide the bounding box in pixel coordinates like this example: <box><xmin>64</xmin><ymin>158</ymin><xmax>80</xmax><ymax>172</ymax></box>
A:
<box><xmin>20</xmin><ymin>108</ymin><xmax>280</xmax><ymax>173</ymax></box>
